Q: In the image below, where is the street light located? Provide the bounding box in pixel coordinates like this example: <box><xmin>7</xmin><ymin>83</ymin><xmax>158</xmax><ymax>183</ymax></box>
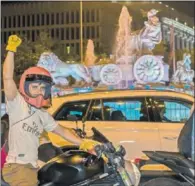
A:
<box><xmin>171</xmin><ymin>8</ymin><xmax>174</xmax><ymax>11</ymax></box>
<box><xmin>184</xmin><ymin>22</ymin><xmax>187</xmax><ymax>26</ymax></box>
<box><xmin>80</xmin><ymin>0</ymin><xmax>83</xmax><ymax>64</ymax></box>
<box><xmin>165</xmin><ymin>5</ymin><xmax>169</xmax><ymax>7</ymax></box>
<box><xmin>158</xmin><ymin>2</ymin><xmax>162</xmax><ymax>4</ymax></box>
<box><xmin>175</xmin><ymin>17</ymin><xmax>178</xmax><ymax>21</ymax></box>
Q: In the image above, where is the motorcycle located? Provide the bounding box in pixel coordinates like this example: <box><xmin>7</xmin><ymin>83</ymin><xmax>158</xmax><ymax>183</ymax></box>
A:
<box><xmin>140</xmin><ymin>111</ymin><xmax>195</xmax><ymax>186</ymax></box>
<box><xmin>38</xmin><ymin>116</ymin><xmax>142</xmax><ymax>186</ymax></box>
<box><xmin>141</xmin><ymin>151</ymin><xmax>194</xmax><ymax>186</ymax></box>
<box><xmin>38</xmin><ymin>125</ymin><xmax>140</xmax><ymax>186</ymax></box>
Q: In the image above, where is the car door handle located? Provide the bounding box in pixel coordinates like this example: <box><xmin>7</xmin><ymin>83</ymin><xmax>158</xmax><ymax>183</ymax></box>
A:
<box><xmin>163</xmin><ymin>136</ymin><xmax>177</xmax><ymax>140</ymax></box>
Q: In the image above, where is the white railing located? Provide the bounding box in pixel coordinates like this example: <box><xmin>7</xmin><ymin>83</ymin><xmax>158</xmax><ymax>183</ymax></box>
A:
<box><xmin>162</xmin><ymin>17</ymin><xmax>194</xmax><ymax>36</ymax></box>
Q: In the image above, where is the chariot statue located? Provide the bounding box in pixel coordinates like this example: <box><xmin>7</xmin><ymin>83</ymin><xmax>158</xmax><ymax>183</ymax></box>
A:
<box><xmin>114</xmin><ymin>7</ymin><xmax>164</xmax><ymax>87</ymax></box>
<box><xmin>37</xmin><ymin>8</ymin><xmax>166</xmax><ymax>89</ymax></box>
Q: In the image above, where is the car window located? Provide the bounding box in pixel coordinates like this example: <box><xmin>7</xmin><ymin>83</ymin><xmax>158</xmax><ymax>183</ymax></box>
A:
<box><xmin>1</xmin><ymin>91</ymin><xmax>5</xmax><ymax>103</ymax></box>
<box><xmin>102</xmin><ymin>98</ymin><xmax>150</xmax><ymax>121</ymax></box>
<box><xmin>54</xmin><ymin>101</ymin><xmax>89</xmax><ymax>121</ymax></box>
<box><xmin>152</xmin><ymin>98</ymin><xmax>192</xmax><ymax>123</ymax></box>
<box><xmin>87</xmin><ymin>100</ymin><xmax>103</xmax><ymax>121</ymax></box>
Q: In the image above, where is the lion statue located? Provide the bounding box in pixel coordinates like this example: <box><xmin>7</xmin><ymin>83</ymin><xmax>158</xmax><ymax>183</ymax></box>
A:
<box><xmin>37</xmin><ymin>52</ymin><xmax>92</xmax><ymax>87</ymax></box>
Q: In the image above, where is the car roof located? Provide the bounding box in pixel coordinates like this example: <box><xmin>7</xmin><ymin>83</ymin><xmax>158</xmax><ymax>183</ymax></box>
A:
<box><xmin>48</xmin><ymin>89</ymin><xmax>194</xmax><ymax>115</ymax></box>
<box><xmin>54</xmin><ymin>89</ymin><xmax>194</xmax><ymax>100</ymax></box>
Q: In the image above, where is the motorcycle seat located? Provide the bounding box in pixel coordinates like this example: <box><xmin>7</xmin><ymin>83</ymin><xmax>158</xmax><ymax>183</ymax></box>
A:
<box><xmin>144</xmin><ymin>151</ymin><xmax>195</xmax><ymax>179</ymax></box>
<box><xmin>154</xmin><ymin>151</ymin><xmax>194</xmax><ymax>169</ymax></box>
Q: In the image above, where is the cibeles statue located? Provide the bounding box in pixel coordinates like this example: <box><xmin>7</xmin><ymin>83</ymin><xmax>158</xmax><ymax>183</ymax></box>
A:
<box><xmin>128</xmin><ymin>9</ymin><xmax>162</xmax><ymax>56</ymax></box>
<box><xmin>140</xmin><ymin>9</ymin><xmax>162</xmax><ymax>51</ymax></box>
<box><xmin>172</xmin><ymin>53</ymin><xmax>194</xmax><ymax>84</ymax></box>
<box><xmin>37</xmin><ymin>52</ymin><xmax>92</xmax><ymax>87</ymax></box>
<box><xmin>115</xmin><ymin>8</ymin><xmax>162</xmax><ymax>64</ymax></box>
<box><xmin>114</xmin><ymin>7</ymin><xmax>163</xmax><ymax>87</ymax></box>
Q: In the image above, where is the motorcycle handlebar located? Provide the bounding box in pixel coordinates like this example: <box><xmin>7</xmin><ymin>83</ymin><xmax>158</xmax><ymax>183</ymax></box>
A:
<box><xmin>94</xmin><ymin>142</ymin><xmax>116</xmax><ymax>158</ymax></box>
<box><xmin>95</xmin><ymin>143</ymin><xmax>126</xmax><ymax>160</ymax></box>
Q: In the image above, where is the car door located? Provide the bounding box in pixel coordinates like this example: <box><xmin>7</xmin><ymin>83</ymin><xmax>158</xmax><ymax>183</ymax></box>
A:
<box><xmin>84</xmin><ymin>97</ymin><xmax>161</xmax><ymax>160</ymax></box>
<box><xmin>150</xmin><ymin>97</ymin><xmax>192</xmax><ymax>152</ymax></box>
<box><xmin>1</xmin><ymin>90</ymin><xmax>6</xmax><ymax>117</ymax></box>
<box><xmin>49</xmin><ymin>100</ymin><xmax>90</xmax><ymax>146</ymax></box>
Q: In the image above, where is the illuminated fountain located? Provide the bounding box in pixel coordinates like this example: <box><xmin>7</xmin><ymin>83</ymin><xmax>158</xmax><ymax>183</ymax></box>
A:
<box><xmin>84</xmin><ymin>39</ymin><xmax>97</xmax><ymax>67</ymax></box>
<box><xmin>114</xmin><ymin>6</ymin><xmax>135</xmax><ymax>88</ymax></box>
<box><xmin>84</xmin><ymin>39</ymin><xmax>102</xmax><ymax>83</ymax></box>
<box><xmin>115</xmin><ymin>6</ymin><xmax>133</xmax><ymax>59</ymax></box>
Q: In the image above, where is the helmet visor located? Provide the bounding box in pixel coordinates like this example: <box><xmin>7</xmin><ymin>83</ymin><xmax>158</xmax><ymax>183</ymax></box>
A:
<box><xmin>24</xmin><ymin>74</ymin><xmax>53</xmax><ymax>99</ymax></box>
<box><xmin>25</xmin><ymin>74</ymin><xmax>53</xmax><ymax>84</ymax></box>
<box><xmin>25</xmin><ymin>81</ymin><xmax>52</xmax><ymax>99</ymax></box>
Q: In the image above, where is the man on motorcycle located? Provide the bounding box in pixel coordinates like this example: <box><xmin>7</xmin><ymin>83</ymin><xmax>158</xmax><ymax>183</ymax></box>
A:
<box><xmin>2</xmin><ymin>35</ymin><xmax>97</xmax><ymax>186</ymax></box>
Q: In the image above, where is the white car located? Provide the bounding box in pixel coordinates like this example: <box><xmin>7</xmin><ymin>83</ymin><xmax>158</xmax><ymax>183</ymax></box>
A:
<box><xmin>1</xmin><ymin>90</ymin><xmax>6</xmax><ymax>117</ymax></box>
<box><xmin>47</xmin><ymin>89</ymin><xmax>194</xmax><ymax>161</ymax></box>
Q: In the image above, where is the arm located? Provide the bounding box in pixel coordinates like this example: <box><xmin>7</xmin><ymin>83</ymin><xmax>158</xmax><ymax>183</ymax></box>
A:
<box><xmin>3</xmin><ymin>51</ymin><xmax>18</xmax><ymax>100</ymax></box>
<box><xmin>52</xmin><ymin>125</ymin><xmax>83</xmax><ymax>146</ymax></box>
<box><xmin>50</xmin><ymin>123</ymin><xmax>101</xmax><ymax>156</ymax></box>
<box><xmin>3</xmin><ymin>35</ymin><xmax>22</xmax><ymax>101</ymax></box>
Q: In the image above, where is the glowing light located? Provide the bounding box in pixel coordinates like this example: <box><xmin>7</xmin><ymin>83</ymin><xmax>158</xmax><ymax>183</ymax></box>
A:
<box><xmin>120</xmin><ymin>141</ymin><xmax>135</xmax><ymax>144</ymax></box>
<box><xmin>184</xmin><ymin>22</ymin><xmax>187</xmax><ymax>26</ymax></box>
<box><xmin>175</xmin><ymin>17</ymin><xmax>178</xmax><ymax>21</ymax></box>
<box><xmin>66</xmin><ymin>46</ymin><xmax>70</xmax><ymax>54</ymax></box>
<box><xmin>92</xmin><ymin>106</ymin><xmax>101</xmax><ymax>109</ymax></box>
<box><xmin>171</xmin><ymin>8</ymin><xmax>174</xmax><ymax>10</ymax></box>
<box><xmin>159</xmin><ymin>2</ymin><xmax>162</xmax><ymax>4</ymax></box>
<box><xmin>158</xmin><ymin>104</ymin><xmax>165</xmax><ymax>107</ymax></box>
<box><xmin>165</xmin><ymin>5</ymin><xmax>169</xmax><ymax>7</ymax></box>
<box><xmin>117</xmin><ymin>101</ymin><xmax>125</xmax><ymax>105</ymax></box>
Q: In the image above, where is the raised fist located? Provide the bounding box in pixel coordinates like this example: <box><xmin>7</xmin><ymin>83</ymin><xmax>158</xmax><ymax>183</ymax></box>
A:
<box><xmin>6</xmin><ymin>35</ymin><xmax>22</xmax><ymax>52</ymax></box>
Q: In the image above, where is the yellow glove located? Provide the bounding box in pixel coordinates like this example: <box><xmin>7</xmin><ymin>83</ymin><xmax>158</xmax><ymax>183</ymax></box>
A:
<box><xmin>79</xmin><ymin>139</ymin><xmax>108</xmax><ymax>162</ymax></box>
<box><xmin>80</xmin><ymin>139</ymin><xmax>101</xmax><ymax>153</ymax></box>
<box><xmin>6</xmin><ymin>35</ymin><xmax>22</xmax><ymax>52</ymax></box>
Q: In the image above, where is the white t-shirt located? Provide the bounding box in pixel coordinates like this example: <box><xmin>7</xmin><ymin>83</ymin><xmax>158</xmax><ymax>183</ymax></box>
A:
<box><xmin>6</xmin><ymin>92</ymin><xmax>58</xmax><ymax>168</ymax></box>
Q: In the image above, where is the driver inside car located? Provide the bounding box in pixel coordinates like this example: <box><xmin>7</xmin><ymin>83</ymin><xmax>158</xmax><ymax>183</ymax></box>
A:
<box><xmin>1</xmin><ymin>35</ymin><xmax>102</xmax><ymax>186</ymax></box>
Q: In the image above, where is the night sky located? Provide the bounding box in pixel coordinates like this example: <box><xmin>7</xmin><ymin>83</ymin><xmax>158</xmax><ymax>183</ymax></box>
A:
<box><xmin>1</xmin><ymin>1</ymin><xmax>195</xmax><ymax>17</ymax></box>
<box><xmin>165</xmin><ymin>1</ymin><xmax>194</xmax><ymax>17</ymax></box>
